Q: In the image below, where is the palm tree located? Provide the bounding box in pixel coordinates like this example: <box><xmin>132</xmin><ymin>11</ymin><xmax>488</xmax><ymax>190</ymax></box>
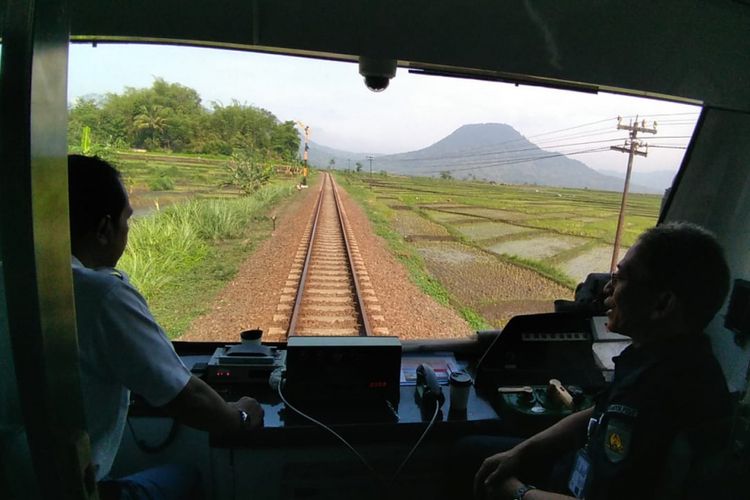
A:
<box><xmin>134</xmin><ymin>105</ymin><xmax>168</xmax><ymax>149</ymax></box>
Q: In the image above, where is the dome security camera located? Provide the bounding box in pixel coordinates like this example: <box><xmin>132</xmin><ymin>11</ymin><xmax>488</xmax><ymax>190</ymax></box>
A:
<box><xmin>358</xmin><ymin>57</ymin><xmax>397</xmax><ymax>92</ymax></box>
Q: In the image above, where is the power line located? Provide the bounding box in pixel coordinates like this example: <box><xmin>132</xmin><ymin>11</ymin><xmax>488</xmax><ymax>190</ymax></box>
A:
<box><xmin>381</xmin><ymin>134</ymin><xmax>691</xmax><ymax>164</ymax></box>
<box><xmin>380</xmin><ymin>128</ymin><xmax>620</xmax><ymax>163</ymax></box>
<box><xmin>624</xmin><ymin>111</ymin><xmax>699</xmax><ymax>117</ymax></box>
<box><xmin>523</xmin><ymin>117</ymin><xmax>617</xmax><ymax>141</ymax></box>
<box><xmin>363</xmin><ymin>114</ymin><xmax>697</xmax><ymax>170</ymax></box>
<box><xmin>422</xmin><ymin>146</ymin><xmax>612</xmax><ymax>174</ymax></box>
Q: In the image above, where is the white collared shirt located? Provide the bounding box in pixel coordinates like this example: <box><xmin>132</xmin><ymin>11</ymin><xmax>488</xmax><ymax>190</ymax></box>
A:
<box><xmin>71</xmin><ymin>257</ymin><xmax>191</xmax><ymax>480</ymax></box>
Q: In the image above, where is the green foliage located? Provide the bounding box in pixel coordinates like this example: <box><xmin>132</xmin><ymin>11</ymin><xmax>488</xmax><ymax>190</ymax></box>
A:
<box><xmin>440</xmin><ymin>170</ymin><xmax>453</xmax><ymax>180</ymax></box>
<box><xmin>355</xmin><ymin>162</ymin><xmax>363</xmax><ymax>172</ymax></box>
<box><xmin>80</xmin><ymin>126</ymin><xmax>92</xmax><ymax>154</ymax></box>
<box><xmin>459</xmin><ymin>307</ymin><xmax>492</xmax><ymax>331</ymax></box>
<box><xmin>225</xmin><ymin>151</ymin><xmax>274</xmax><ymax>194</ymax></box>
<box><xmin>120</xmin><ymin>211</ymin><xmax>209</xmax><ymax>301</ymax></box>
<box><xmin>67</xmin><ymin>78</ymin><xmax>300</xmax><ymax>160</ymax></box>
<box><xmin>271</xmin><ymin>121</ymin><xmax>301</xmax><ymax>161</ymax></box>
<box><xmin>118</xmin><ymin>183</ymin><xmax>295</xmax><ymax>327</ymax></box>
<box><xmin>148</xmin><ymin>173</ymin><xmax>176</xmax><ymax>191</ymax></box>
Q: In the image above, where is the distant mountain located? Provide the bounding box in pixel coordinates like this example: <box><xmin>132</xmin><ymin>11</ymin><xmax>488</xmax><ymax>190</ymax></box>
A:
<box><xmin>597</xmin><ymin>168</ymin><xmax>676</xmax><ymax>193</ymax></box>
<box><xmin>300</xmin><ymin>141</ymin><xmax>380</xmax><ymax>171</ymax></box>
<box><xmin>301</xmin><ymin>123</ymin><xmax>657</xmax><ymax>193</ymax></box>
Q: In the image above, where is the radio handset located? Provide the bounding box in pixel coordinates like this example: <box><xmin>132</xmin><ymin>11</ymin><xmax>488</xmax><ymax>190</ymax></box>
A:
<box><xmin>415</xmin><ymin>364</ymin><xmax>445</xmax><ymax>412</ymax></box>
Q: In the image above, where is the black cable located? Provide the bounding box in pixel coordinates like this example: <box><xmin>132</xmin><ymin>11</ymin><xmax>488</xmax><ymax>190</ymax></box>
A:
<box><xmin>277</xmin><ymin>383</ymin><xmax>379</xmax><ymax>477</ymax></box>
<box><xmin>391</xmin><ymin>400</ymin><xmax>441</xmax><ymax>482</ymax></box>
<box><xmin>126</xmin><ymin>417</ymin><xmax>180</xmax><ymax>454</ymax></box>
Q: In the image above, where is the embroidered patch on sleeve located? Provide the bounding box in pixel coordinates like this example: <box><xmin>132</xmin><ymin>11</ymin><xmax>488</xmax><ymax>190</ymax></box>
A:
<box><xmin>604</xmin><ymin>417</ymin><xmax>632</xmax><ymax>463</ymax></box>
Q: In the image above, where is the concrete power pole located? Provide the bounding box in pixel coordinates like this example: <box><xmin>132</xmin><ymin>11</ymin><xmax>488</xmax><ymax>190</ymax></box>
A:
<box><xmin>367</xmin><ymin>155</ymin><xmax>374</xmax><ymax>178</ymax></box>
<box><xmin>609</xmin><ymin>116</ymin><xmax>657</xmax><ymax>272</ymax></box>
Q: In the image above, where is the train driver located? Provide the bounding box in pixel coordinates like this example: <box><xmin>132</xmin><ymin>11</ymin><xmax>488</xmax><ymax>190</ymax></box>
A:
<box><xmin>474</xmin><ymin>222</ymin><xmax>732</xmax><ymax>500</ymax></box>
<box><xmin>68</xmin><ymin>154</ymin><xmax>264</xmax><ymax>499</ymax></box>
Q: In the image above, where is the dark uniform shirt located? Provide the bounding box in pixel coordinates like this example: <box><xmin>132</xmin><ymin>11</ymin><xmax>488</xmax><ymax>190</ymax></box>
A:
<box><xmin>584</xmin><ymin>333</ymin><xmax>730</xmax><ymax>499</ymax></box>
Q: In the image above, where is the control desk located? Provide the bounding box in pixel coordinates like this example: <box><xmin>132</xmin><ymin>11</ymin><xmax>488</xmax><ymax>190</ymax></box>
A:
<box><xmin>129</xmin><ymin>312</ymin><xmax>624</xmax><ymax>444</ymax></box>
<box><xmin>157</xmin><ymin>340</ymin><xmax>504</xmax><ymax>447</ymax></box>
<box><xmin>120</xmin><ymin>313</ymin><xmax>624</xmax><ymax>499</ymax></box>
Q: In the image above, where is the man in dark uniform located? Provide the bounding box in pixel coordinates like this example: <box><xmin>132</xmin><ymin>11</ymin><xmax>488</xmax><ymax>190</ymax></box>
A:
<box><xmin>474</xmin><ymin>222</ymin><xmax>732</xmax><ymax>500</ymax></box>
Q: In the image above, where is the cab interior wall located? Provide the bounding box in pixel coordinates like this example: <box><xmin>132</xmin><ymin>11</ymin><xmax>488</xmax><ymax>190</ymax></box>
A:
<box><xmin>664</xmin><ymin>107</ymin><xmax>750</xmax><ymax>391</ymax></box>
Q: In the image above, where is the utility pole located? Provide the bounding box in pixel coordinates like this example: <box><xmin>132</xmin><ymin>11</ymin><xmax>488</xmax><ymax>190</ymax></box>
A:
<box><xmin>609</xmin><ymin>116</ymin><xmax>657</xmax><ymax>272</ymax></box>
<box><xmin>367</xmin><ymin>155</ymin><xmax>374</xmax><ymax>178</ymax></box>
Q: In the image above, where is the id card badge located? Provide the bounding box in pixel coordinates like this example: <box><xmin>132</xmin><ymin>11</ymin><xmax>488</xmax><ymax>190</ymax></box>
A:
<box><xmin>568</xmin><ymin>448</ymin><xmax>591</xmax><ymax>498</ymax></box>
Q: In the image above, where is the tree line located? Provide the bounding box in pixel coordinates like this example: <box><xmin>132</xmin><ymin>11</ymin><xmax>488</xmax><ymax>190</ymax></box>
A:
<box><xmin>68</xmin><ymin>77</ymin><xmax>300</xmax><ymax>162</ymax></box>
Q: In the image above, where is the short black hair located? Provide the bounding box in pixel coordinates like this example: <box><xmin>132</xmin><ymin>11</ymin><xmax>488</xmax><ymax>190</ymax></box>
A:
<box><xmin>67</xmin><ymin>155</ymin><xmax>127</xmax><ymax>241</ymax></box>
<box><xmin>636</xmin><ymin>221</ymin><xmax>730</xmax><ymax>329</ymax></box>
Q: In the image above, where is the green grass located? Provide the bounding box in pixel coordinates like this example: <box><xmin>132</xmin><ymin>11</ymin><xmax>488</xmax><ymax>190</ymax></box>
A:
<box><xmin>500</xmin><ymin>254</ymin><xmax>578</xmax><ymax>289</ymax></box>
<box><xmin>118</xmin><ymin>182</ymin><xmax>297</xmax><ymax>338</ymax></box>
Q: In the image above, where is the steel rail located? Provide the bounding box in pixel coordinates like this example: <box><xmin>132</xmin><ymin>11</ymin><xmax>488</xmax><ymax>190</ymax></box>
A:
<box><xmin>330</xmin><ymin>175</ymin><xmax>372</xmax><ymax>337</ymax></box>
<box><xmin>287</xmin><ymin>177</ymin><xmax>326</xmax><ymax>336</ymax></box>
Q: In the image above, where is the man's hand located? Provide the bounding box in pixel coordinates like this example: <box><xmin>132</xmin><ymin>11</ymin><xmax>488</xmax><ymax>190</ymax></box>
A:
<box><xmin>163</xmin><ymin>376</ymin><xmax>266</xmax><ymax>435</ymax></box>
<box><xmin>231</xmin><ymin>397</ymin><xmax>264</xmax><ymax>429</ymax></box>
<box><xmin>474</xmin><ymin>449</ymin><xmax>522</xmax><ymax>499</ymax></box>
<box><xmin>484</xmin><ymin>476</ymin><xmax>525</xmax><ymax>500</ymax></box>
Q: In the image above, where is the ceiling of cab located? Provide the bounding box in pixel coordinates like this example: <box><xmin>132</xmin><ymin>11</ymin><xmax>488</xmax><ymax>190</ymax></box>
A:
<box><xmin>3</xmin><ymin>1</ymin><xmax>750</xmax><ymax>111</ymax></box>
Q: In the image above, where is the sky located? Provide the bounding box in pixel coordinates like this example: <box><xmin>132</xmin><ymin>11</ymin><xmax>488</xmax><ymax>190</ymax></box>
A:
<box><xmin>68</xmin><ymin>43</ymin><xmax>700</xmax><ymax>174</ymax></box>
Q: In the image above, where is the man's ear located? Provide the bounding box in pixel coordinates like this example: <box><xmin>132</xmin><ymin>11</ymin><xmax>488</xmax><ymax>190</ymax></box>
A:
<box><xmin>94</xmin><ymin>216</ymin><xmax>111</xmax><ymax>245</ymax></box>
<box><xmin>651</xmin><ymin>290</ymin><xmax>678</xmax><ymax>321</ymax></box>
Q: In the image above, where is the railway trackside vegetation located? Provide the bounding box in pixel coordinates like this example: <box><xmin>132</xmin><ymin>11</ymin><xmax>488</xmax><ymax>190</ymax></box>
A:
<box><xmin>119</xmin><ymin>182</ymin><xmax>298</xmax><ymax>337</ymax></box>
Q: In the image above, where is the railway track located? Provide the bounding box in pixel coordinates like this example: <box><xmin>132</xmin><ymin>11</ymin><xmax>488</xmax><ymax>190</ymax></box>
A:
<box><xmin>267</xmin><ymin>173</ymin><xmax>388</xmax><ymax>339</ymax></box>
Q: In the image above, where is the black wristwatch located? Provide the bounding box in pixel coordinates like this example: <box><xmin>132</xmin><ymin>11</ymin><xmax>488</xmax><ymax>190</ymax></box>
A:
<box><xmin>238</xmin><ymin>409</ymin><xmax>250</xmax><ymax>428</ymax></box>
<box><xmin>513</xmin><ymin>483</ymin><xmax>536</xmax><ymax>500</ymax></box>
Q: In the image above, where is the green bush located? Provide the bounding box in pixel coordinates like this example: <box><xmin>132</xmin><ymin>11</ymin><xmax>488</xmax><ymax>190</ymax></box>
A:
<box><xmin>148</xmin><ymin>174</ymin><xmax>176</xmax><ymax>191</ymax></box>
<box><xmin>225</xmin><ymin>151</ymin><xmax>274</xmax><ymax>194</ymax></box>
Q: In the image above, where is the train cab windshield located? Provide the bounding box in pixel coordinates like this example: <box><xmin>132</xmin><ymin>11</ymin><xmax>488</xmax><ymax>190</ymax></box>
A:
<box><xmin>66</xmin><ymin>43</ymin><xmax>699</xmax><ymax>343</ymax></box>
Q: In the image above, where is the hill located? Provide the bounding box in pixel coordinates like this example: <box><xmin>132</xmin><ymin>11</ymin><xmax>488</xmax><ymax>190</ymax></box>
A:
<box><xmin>302</xmin><ymin>123</ymin><xmax>656</xmax><ymax>193</ymax></box>
<box><xmin>597</xmin><ymin>168</ymin><xmax>675</xmax><ymax>193</ymax></box>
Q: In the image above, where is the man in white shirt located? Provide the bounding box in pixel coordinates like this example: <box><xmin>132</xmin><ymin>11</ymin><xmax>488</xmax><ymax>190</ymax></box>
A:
<box><xmin>68</xmin><ymin>154</ymin><xmax>264</xmax><ymax>499</ymax></box>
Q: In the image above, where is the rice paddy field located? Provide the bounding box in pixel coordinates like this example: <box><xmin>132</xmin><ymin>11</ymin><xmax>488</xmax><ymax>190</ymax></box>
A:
<box><xmin>339</xmin><ymin>173</ymin><xmax>663</xmax><ymax>328</ymax></box>
<box><xmin>113</xmin><ymin>151</ymin><xmax>244</xmax><ymax>215</ymax></box>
